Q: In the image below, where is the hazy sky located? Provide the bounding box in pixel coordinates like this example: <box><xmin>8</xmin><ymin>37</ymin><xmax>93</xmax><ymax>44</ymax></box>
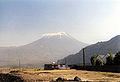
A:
<box><xmin>0</xmin><ymin>0</ymin><xmax>120</xmax><ymax>47</ymax></box>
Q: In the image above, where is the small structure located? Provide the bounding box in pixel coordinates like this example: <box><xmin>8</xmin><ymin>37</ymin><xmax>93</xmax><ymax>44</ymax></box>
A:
<box><xmin>58</xmin><ymin>64</ymin><xmax>66</xmax><ymax>70</ymax></box>
<box><xmin>44</xmin><ymin>64</ymin><xmax>58</xmax><ymax>70</ymax></box>
<box><xmin>44</xmin><ymin>63</ymin><xmax>67</xmax><ymax>70</ymax></box>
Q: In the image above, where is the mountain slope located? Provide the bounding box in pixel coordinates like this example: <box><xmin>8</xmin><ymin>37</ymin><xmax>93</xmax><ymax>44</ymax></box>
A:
<box><xmin>58</xmin><ymin>35</ymin><xmax>120</xmax><ymax>65</ymax></box>
<box><xmin>0</xmin><ymin>32</ymin><xmax>88</xmax><ymax>66</ymax></box>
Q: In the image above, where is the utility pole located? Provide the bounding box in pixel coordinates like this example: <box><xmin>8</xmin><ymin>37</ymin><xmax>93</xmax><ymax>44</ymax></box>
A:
<box><xmin>64</xmin><ymin>58</ymin><xmax>66</xmax><ymax>65</ymax></box>
<box><xmin>83</xmin><ymin>48</ymin><xmax>85</xmax><ymax>67</ymax></box>
<box><xmin>18</xmin><ymin>59</ymin><xmax>21</xmax><ymax>70</ymax></box>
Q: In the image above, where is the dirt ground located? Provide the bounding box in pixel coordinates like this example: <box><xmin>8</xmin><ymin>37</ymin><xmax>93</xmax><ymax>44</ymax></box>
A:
<box><xmin>0</xmin><ymin>68</ymin><xmax>120</xmax><ymax>82</ymax></box>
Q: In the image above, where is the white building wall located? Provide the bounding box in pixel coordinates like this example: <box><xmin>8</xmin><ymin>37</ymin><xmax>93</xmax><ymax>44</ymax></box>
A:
<box><xmin>58</xmin><ymin>65</ymin><xmax>66</xmax><ymax>69</ymax></box>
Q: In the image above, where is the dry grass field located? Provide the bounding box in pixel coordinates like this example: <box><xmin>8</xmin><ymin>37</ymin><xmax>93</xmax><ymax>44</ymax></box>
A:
<box><xmin>1</xmin><ymin>68</ymin><xmax>120</xmax><ymax>82</ymax></box>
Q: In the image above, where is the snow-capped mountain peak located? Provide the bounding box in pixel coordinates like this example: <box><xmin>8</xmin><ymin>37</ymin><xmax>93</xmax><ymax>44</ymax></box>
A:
<box><xmin>42</xmin><ymin>32</ymin><xmax>67</xmax><ymax>36</ymax></box>
<box><xmin>41</xmin><ymin>32</ymin><xmax>71</xmax><ymax>39</ymax></box>
<box><xmin>0</xmin><ymin>32</ymin><xmax>88</xmax><ymax>66</ymax></box>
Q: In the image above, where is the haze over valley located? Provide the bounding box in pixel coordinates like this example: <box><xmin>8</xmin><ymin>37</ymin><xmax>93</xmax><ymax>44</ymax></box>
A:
<box><xmin>0</xmin><ymin>32</ymin><xmax>87</xmax><ymax>66</ymax></box>
<box><xmin>1</xmin><ymin>0</ymin><xmax>120</xmax><ymax>81</ymax></box>
<box><xmin>0</xmin><ymin>0</ymin><xmax>120</xmax><ymax>67</ymax></box>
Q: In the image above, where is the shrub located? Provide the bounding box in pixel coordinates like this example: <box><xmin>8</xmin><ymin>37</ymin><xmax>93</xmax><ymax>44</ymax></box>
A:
<box><xmin>106</xmin><ymin>53</ymin><xmax>114</xmax><ymax>65</ymax></box>
<box><xmin>114</xmin><ymin>51</ymin><xmax>120</xmax><ymax>65</ymax></box>
<box><xmin>90</xmin><ymin>55</ymin><xmax>97</xmax><ymax>66</ymax></box>
<box><xmin>95</xmin><ymin>59</ymin><xmax>103</xmax><ymax>66</ymax></box>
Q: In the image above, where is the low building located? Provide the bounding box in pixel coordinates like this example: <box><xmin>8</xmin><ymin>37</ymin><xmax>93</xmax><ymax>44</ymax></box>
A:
<box><xmin>44</xmin><ymin>64</ymin><xmax>67</xmax><ymax>70</ymax></box>
<box><xmin>44</xmin><ymin>64</ymin><xmax>58</xmax><ymax>70</ymax></box>
<box><xmin>58</xmin><ymin>64</ymin><xmax>66</xmax><ymax>70</ymax></box>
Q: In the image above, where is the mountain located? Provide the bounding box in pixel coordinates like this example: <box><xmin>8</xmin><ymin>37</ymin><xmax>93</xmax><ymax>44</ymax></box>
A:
<box><xmin>58</xmin><ymin>35</ymin><xmax>120</xmax><ymax>65</ymax></box>
<box><xmin>0</xmin><ymin>32</ymin><xmax>88</xmax><ymax>67</ymax></box>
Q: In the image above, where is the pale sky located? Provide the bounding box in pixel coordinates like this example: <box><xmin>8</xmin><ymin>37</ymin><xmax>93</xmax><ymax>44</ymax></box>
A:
<box><xmin>0</xmin><ymin>0</ymin><xmax>120</xmax><ymax>47</ymax></box>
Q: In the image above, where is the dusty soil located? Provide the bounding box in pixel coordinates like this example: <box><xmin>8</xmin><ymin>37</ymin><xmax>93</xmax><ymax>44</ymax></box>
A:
<box><xmin>0</xmin><ymin>73</ymin><xmax>24</xmax><ymax>82</ymax></box>
<box><xmin>0</xmin><ymin>68</ymin><xmax>120</xmax><ymax>82</ymax></box>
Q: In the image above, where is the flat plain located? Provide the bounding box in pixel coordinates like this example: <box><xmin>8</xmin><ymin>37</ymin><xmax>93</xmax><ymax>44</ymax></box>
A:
<box><xmin>0</xmin><ymin>68</ymin><xmax>120</xmax><ymax>82</ymax></box>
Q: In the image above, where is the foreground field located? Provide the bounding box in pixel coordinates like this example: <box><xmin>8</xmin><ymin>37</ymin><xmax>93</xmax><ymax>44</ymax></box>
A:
<box><xmin>1</xmin><ymin>68</ymin><xmax>120</xmax><ymax>82</ymax></box>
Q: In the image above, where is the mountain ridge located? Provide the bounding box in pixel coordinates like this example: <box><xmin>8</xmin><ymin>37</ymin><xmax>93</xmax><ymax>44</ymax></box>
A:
<box><xmin>58</xmin><ymin>35</ymin><xmax>120</xmax><ymax>65</ymax></box>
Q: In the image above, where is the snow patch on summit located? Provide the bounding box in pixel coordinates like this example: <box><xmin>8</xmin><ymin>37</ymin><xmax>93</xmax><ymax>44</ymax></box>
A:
<box><xmin>42</xmin><ymin>32</ymin><xmax>67</xmax><ymax>36</ymax></box>
<box><xmin>41</xmin><ymin>32</ymin><xmax>72</xmax><ymax>39</ymax></box>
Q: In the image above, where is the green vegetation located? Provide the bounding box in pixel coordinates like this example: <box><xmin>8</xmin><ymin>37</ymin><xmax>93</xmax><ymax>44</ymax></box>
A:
<box><xmin>90</xmin><ymin>55</ymin><xmax>97</xmax><ymax>66</ymax></box>
<box><xmin>106</xmin><ymin>53</ymin><xmax>114</xmax><ymax>65</ymax></box>
<box><xmin>77</xmin><ymin>51</ymin><xmax>120</xmax><ymax>73</ymax></box>
<box><xmin>90</xmin><ymin>55</ymin><xmax>103</xmax><ymax>66</ymax></box>
<box><xmin>90</xmin><ymin>51</ymin><xmax>120</xmax><ymax>66</ymax></box>
<box><xmin>95</xmin><ymin>59</ymin><xmax>103</xmax><ymax>66</ymax></box>
<box><xmin>114</xmin><ymin>51</ymin><xmax>120</xmax><ymax>65</ymax></box>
